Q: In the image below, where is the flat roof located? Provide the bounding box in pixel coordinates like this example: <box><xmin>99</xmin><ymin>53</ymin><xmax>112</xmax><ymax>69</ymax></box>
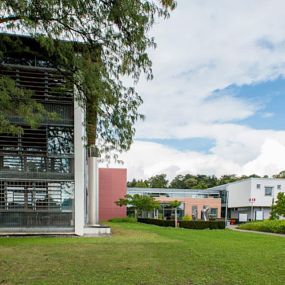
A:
<box><xmin>127</xmin><ymin>187</ymin><xmax>222</xmax><ymax>195</ymax></box>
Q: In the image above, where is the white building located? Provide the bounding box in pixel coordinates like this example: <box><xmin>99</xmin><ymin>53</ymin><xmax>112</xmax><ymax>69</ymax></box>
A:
<box><xmin>208</xmin><ymin>178</ymin><xmax>285</xmax><ymax>221</ymax></box>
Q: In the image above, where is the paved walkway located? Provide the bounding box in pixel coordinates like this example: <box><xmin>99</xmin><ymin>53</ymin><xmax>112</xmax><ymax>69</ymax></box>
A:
<box><xmin>227</xmin><ymin>225</ymin><xmax>285</xmax><ymax>237</ymax></box>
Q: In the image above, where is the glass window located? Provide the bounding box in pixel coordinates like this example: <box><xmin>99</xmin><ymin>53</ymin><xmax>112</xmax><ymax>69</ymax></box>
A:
<box><xmin>210</xmin><ymin>208</ymin><xmax>218</xmax><ymax>218</ymax></box>
<box><xmin>257</xmin><ymin>184</ymin><xmax>261</xmax><ymax>189</ymax></box>
<box><xmin>277</xmin><ymin>185</ymin><xmax>281</xmax><ymax>190</ymax></box>
<box><xmin>264</xmin><ymin>187</ymin><xmax>273</xmax><ymax>196</ymax></box>
<box><xmin>48</xmin><ymin>127</ymin><xmax>74</xmax><ymax>155</ymax></box>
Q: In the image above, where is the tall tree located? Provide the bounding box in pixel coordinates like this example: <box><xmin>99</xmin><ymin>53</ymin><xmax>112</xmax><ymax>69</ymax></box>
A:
<box><xmin>0</xmin><ymin>0</ymin><xmax>176</xmax><ymax>159</ymax></box>
<box><xmin>148</xmin><ymin>174</ymin><xmax>168</xmax><ymax>188</ymax></box>
<box><xmin>270</xmin><ymin>192</ymin><xmax>285</xmax><ymax>219</ymax></box>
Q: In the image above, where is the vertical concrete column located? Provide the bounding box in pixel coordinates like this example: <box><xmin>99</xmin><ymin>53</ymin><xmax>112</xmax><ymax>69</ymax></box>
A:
<box><xmin>87</xmin><ymin>155</ymin><xmax>99</xmax><ymax>225</ymax></box>
<box><xmin>74</xmin><ymin>99</ymin><xmax>85</xmax><ymax>236</ymax></box>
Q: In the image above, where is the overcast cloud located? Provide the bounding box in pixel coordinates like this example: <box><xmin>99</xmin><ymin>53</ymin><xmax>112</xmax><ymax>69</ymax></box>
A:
<box><xmin>107</xmin><ymin>0</ymin><xmax>285</xmax><ymax>180</ymax></box>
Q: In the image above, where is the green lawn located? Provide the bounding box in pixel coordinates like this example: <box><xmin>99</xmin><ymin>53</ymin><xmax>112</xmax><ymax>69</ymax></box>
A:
<box><xmin>0</xmin><ymin>222</ymin><xmax>284</xmax><ymax>285</ymax></box>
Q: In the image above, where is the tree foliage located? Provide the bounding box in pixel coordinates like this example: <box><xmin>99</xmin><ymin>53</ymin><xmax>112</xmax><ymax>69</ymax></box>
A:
<box><xmin>148</xmin><ymin>174</ymin><xmax>168</xmax><ymax>188</ymax></box>
<box><xmin>115</xmin><ymin>194</ymin><xmax>160</xmax><ymax>217</ymax></box>
<box><xmin>0</xmin><ymin>76</ymin><xmax>57</xmax><ymax>134</ymax></box>
<box><xmin>127</xmin><ymin>172</ymin><xmax>285</xmax><ymax>189</ymax></box>
<box><xmin>270</xmin><ymin>192</ymin><xmax>285</xmax><ymax>219</ymax></box>
<box><xmin>0</xmin><ymin>0</ymin><xmax>176</xmax><ymax>159</ymax></box>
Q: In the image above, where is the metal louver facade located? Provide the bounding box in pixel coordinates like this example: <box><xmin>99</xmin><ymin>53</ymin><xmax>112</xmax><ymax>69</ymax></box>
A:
<box><xmin>0</xmin><ymin>36</ymin><xmax>75</xmax><ymax>230</ymax></box>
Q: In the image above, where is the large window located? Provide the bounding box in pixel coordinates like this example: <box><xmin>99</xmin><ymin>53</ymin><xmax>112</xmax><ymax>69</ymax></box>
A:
<box><xmin>0</xmin><ymin>126</ymin><xmax>74</xmax><ymax>174</ymax></box>
<box><xmin>0</xmin><ymin>181</ymin><xmax>74</xmax><ymax>227</ymax></box>
<box><xmin>209</xmin><ymin>208</ymin><xmax>218</xmax><ymax>219</ymax></box>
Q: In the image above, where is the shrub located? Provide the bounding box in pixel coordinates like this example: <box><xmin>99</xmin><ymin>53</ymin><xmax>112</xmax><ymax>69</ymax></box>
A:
<box><xmin>138</xmin><ymin>218</ymin><xmax>175</xmax><ymax>227</ymax></box>
<box><xmin>182</xmin><ymin>215</ymin><xmax>192</xmax><ymax>221</ymax></box>
<box><xmin>108</xmin><ymin>217</ymin><xmax>137</xmax><ymax>223</ymax></box>
<box><xmin>238</xmin><ymin>220</ymin><xmax>285</xmax><ymax>234</ymax></box>
<box><xmin>179</xmin><ymin>220</ymin><xmax>225</xmax><ymax>230</ymax></box>
<box><xmin>137</xmin><ymin>218</ymin><xmax>225</xmax><ymax>229</ymax></box>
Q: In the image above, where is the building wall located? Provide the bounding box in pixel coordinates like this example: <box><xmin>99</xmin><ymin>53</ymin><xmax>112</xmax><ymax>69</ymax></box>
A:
<box><xmin>250</xmin><ymin>178</ymin><xmax>285</xmax><ymax>207</ymax></box>
<box><xmin>227</xmin><ymin>178</ymin><xmax>285</xmax><ymax>208</ymax></box>
<box><xmin>155</xmin><ymin>197</ymin><xmax>222</xmax><ymax>219</ymax></box>
<box><xmin>230</xmin><ymin>207</ymin><xmax>271</xmax><ymax>220</ymax></box>
<box><xmin>227</xmin><ymin>179</ymin><xmax>252</xmax><ymax>208</ymax></box>
<box><xmin>99</xmin><ymin>168</ymin><xmax>127</xmax><ymax>222</ymax></box>
<box><xmin>221</xmin><ymin>178</ymin><xmax>285</xmax><ymax>221</ymax></box>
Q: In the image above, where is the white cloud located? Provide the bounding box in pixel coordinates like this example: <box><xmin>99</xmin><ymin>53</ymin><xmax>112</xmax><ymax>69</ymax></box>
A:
<box><xmin>243</xmin><ymin>139</ymin><xmax>285</xmax><ymax>175</ymax></box>
<box><xmin>112</xmin><ymin>1</ymin><xmax>285</xmax><ymax>179</ymax></box>
<box><xmin>109</xmin><ymin>139</ymin><xmax>285</xmax><ymax>180</ymax></box>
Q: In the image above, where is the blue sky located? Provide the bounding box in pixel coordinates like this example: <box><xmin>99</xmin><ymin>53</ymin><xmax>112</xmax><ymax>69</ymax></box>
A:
<box><xmin>113</xmin><ymin>0</ymin><xmax>285</xmax><ymax>180</ymax></box>
<box><xmin>138</xmin><ymin>138</ymin><xmax>216</xmax><ymax>153</ymax></box>
<box><xmin>232</xmin><ymin>78</ymin><xmax>285</xmax><ymax>130</ymax></box>
<box><xmin>137</xmin><ymin>77</ymin><xmax>285</xmax><ymax>153</ymax></box>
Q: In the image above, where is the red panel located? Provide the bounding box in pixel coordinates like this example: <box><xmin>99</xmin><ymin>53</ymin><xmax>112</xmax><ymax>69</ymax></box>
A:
<box><xmin>99</xmin><ymin>168</ymin><xmax>127</xmax><ymax>222</ymax></box>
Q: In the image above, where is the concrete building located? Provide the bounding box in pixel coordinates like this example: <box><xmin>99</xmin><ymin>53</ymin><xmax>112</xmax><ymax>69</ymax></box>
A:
<box><xmin>208</xmin><ymin>178</ymin><xmax>285</xmax><ymax>221</ymax></box>
<box><xmin>127</xmin><ymin>188</ymin><xmax>224</xmax><ymax>220</ymax></box>
<box><xmin>0</xmin><ymin>34</ymin><xmax>126</xmax><ymax>235</ymax></box>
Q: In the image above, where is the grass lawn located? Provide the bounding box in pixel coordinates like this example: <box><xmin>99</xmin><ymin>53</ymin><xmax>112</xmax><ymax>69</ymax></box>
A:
<box><xmin>0</xmin><ymin>222</ymin><xmax>284</xmax><ymax>285</ymax></box>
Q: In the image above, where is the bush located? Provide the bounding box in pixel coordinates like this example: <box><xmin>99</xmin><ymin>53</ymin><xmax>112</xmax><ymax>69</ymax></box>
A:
<box><xmin>179</xmin><ymin>220</ymin><xmax>225</xmax><ymax>230</ymax></box>
<box><xmin>138</xmin><ymin>218</ymin><xmax>175</xmax><ymax>227</ymax></box>
<box><xmin>238</xmin><ymin>220</ymin><xmax>285</xmax><ymax>234</ymax></box>
<box><xmin>182</xmin><ymin>215</ymin><xmax>192</xmax><ymax>221</ymax></box>
<box><xmin>108</xmin><ymin>217</ymin><xmax>137</xmax><ymax>223</ymax></box>
<box><xmin>137</xmin><ymin>218</ymin><xmax>225</xmax><ymax>229</ymax></box>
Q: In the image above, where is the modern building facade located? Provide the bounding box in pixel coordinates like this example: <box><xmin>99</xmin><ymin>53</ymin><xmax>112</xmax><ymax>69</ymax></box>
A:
<box><xmin>0</xmin><ymin>35</ymin><xmax>79</xmax><ymax>233</ymax></box>
<box><xmin>208</xmin><ymin>178</ymin><xmax>285</xmax><ymax>221</ymax></box>
<box><xmin>127</xmin><ymin>188</ymin><xmax>223</xmax><ymax>220</ymax></box>
<box><xmin>0</xmin><ymin>34</ymin><xmax>126</xmax><ymax>235</ymax></box>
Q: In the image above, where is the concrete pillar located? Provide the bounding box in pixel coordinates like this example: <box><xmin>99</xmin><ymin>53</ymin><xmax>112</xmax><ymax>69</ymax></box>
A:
<box><xmin>87</xmin><ymin>156</ymin><xmax>99</xmax><ymax>225</ymax></box>
<box><xmin>74</xmin><ymin>100</ymin><xmax>85</xmax><ymax>236</ymax></box>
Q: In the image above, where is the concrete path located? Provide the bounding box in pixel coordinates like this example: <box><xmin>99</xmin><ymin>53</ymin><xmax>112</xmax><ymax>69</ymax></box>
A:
<box><xmin>227</xmin><ymin>225</ymin><xmax>285</xmax><ymax>237</ymax></box>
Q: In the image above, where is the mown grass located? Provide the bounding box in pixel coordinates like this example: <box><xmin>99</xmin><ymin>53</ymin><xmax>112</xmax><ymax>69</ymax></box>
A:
<box><xmin>0</xmin><ymin>221</ymin><xmax>284</xmax><ymax>285</ymax></box>
<box><xmin>238</xmin><ymin>219</ymin><xmax>285</xmax><ymax>234</ymax></box>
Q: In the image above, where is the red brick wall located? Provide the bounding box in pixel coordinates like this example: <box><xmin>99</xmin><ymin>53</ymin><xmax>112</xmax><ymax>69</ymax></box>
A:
<box><xmin>99</xmin><ymin>168</ymin><xmax>127</xmax><ymax>222</ymax></box>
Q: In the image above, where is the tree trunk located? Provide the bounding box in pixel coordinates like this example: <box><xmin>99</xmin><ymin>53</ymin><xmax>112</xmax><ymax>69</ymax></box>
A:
<box><xmin>174</xmin><ymin>208</ymin><xmax>178</xmax><ymax>228</ymax></box>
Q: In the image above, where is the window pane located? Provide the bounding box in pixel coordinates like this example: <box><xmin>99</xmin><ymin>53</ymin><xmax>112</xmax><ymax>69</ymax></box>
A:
<box><xmin>48</xmin><ymin>127</ymin><xmax>74</xmax><ymax>155</ymax></box>
<box><xmin>264</xmin><ymin>187</ymin><xmax>273</xmax><ymax>196</ymax></box>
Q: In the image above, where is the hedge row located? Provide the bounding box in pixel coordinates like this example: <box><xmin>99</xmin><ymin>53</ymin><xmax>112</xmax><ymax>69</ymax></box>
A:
<box><xmin>137</xmin><ymin>218</ymin><xmax>225</xmax><ymax>229</ymax></box>
<box><xmin>238</xmin><ymin>220</ymin><xmax>285</xmax><ymax>234</ymax></box>
<box><xmin>179</xmin><ymin>220</ymin><xmax>225</xmax><ymax>229</ymax></box>
<box><xmin>137</xmin><ymin>218</ymin><xmax>175</xmax><ymax>227</ymax></box>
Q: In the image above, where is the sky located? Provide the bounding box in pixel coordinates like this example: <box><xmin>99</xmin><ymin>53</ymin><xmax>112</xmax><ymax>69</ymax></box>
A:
<box><xmin>109</xmin><ymin>0</ymin><xmax>285</xmax><ymax>180</ymax></box>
